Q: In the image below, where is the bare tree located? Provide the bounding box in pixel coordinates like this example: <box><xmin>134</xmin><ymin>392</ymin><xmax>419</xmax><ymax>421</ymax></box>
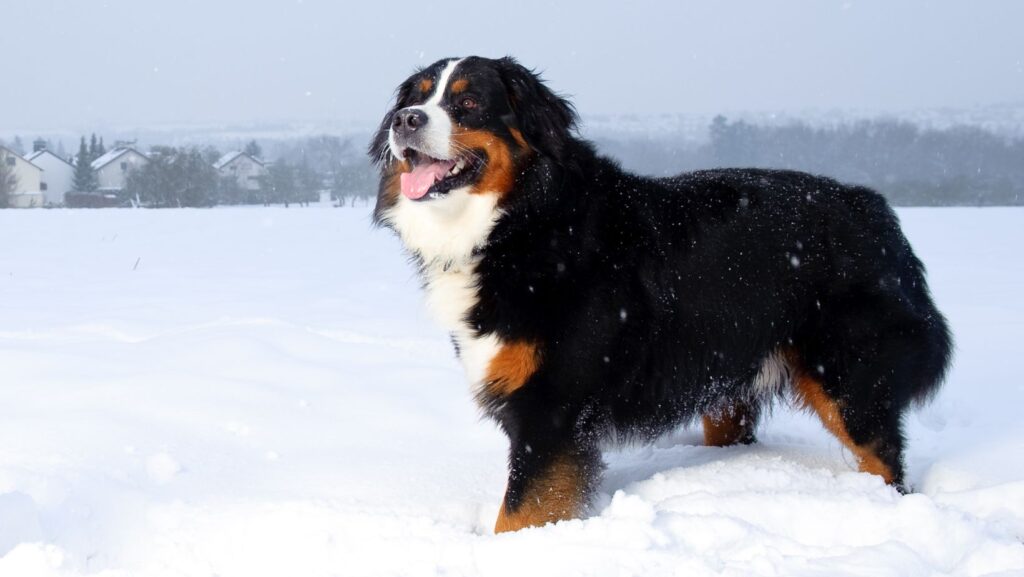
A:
<box><xmin>0</xmin><ymin>151</ymin><xmax>20</xmax><ymax>208</ymax></box>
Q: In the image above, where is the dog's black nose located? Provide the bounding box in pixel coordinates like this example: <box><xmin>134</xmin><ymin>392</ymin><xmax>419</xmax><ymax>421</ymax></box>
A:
<box><xmin>393</xmin><ymin>108</ymin><xmax>428</xmax><ymax>134</ymax></box>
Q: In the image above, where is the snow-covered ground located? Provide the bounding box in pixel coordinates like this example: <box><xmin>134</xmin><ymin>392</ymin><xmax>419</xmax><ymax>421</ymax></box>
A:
<box><xmin>1</xmin><ymin>206</ymin><xmax>1022</xmax><ymax>577</ymax></box>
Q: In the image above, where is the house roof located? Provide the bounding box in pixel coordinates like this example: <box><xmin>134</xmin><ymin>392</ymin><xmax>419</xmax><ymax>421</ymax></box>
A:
<box><xmin>0</xmin><ymin>145</ymin><xmax>43</xmax><ymax>171</ymax></box>
<box><xmin>90</xmin><ymin>147</ymin><xmax>148</xmax><ymax>170</ymax></box>
<box><xmin>27</xmin><ymin>149</ymin><xmax>74</xmax><ymax>168</ymax></box>
<box><xmin>214</xmin><ymin>151</ymin><xmax>264</xmax><ymax>170</ymax></box>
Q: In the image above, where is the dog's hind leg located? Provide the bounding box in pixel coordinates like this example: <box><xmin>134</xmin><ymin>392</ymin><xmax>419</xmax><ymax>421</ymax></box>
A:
<box><xmin>792</xmin><ymin>295</ymin><xmax>950</xmax><ymax>491</ymax></box>
<box><xmin>792</xmin><ymin>368</ymin><xmax>906</xmax><ymax>489</ymax></box>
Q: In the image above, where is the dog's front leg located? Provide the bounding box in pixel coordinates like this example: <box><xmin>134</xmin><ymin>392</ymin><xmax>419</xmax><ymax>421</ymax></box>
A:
<box><xmin>493</xmin><ymin>434</ymin><xmax>599</xmax><ymax>533</ymax></box>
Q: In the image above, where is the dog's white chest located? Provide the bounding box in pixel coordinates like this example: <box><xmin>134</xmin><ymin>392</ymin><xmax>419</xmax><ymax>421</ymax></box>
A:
<box><xmin>423</xmin><ymin>263</ymin><xmax>501</xmax><ymax>389</ymax></box>
<box><xmin>383</xmin><ymin>186</ymin><xmax>505</xmax><ymax>391</ymax></box>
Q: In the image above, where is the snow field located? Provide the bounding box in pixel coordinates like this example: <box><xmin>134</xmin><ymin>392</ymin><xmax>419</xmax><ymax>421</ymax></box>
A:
<box><xmin>0</xmin><ymin>206</ymin><xmax>1022</xmax><ymax>576</ymax></box>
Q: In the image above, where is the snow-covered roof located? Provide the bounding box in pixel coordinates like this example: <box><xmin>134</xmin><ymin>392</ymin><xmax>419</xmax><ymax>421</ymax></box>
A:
<box><xmin>90</xmin><ymin>148</ymin><xmax>147</xmax><ymax>170</ymax></box>
<box><xmin>27</xmin><ymin>149</ymin><xmax>74</xmax><ymax>167</ymax></box>
<box><xmin>0</xmin><ymin>145</ymin><xmax>43</xmax><ymax>170</ymax></box>
<box><xmin>214</xmin><ymin>151</ymin><xmax>263</xmax><ymax>170</ymax></box>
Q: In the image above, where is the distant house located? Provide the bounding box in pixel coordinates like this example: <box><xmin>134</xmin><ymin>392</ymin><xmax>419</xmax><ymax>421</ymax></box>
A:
<box><xmin>1</xmin><ymin>145</ymin><xmax>44</xmax><ymax>207</ymax></box>
<box><xmin>91</xmin><ymin>147</ymin><xmax>149</xmax><ymax>192</ymax></box>
<box><xmin>214</xmin><ymin>151</ymin><xmax>265</xmax><ymax>191</ymax></box>
<box><xmin>27</xmin><ymin>148</ymin><xmax>74</xmax><ymax>205</ymax></box>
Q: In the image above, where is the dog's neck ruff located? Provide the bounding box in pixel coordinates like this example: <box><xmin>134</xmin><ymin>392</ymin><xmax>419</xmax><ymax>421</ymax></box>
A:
<box><xmin>385</xmin><ymin>186</ymin><xmax>502</xmax><ymax>271</ymax></box>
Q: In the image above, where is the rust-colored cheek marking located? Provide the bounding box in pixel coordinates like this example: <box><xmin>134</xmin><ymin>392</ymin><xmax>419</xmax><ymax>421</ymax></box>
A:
<box><xmin>451</xmin><ymin>78</ymin><xmax>469</xmax><ymax>94</ymax></box>
<box><xmin>419</xmin><ymin>78</ymin><xmax>433</xmax><ymax>94</ymax></box>
<box><xmin>494</xmin><ymin>456</ymin><xmax>583</xmax><ymax>533</ymax></box>
<box><xmin>703</xmin><ymin>401</ymin><xmax>756</xmax><ymax>447</ymax></box>
<box><xmin>793</xmin><ymin>372</ymin><xmax>895</xmax><ymax>484</ymax></box>
<box><xmin>451</xmin><ymin>129</ymin><xmax>517</xmax><ymax>196</ymax></box>
<box><xmin>485</xmin><ymin>341</ymin><xmax>539</xmax><ymax>397</ymax></box>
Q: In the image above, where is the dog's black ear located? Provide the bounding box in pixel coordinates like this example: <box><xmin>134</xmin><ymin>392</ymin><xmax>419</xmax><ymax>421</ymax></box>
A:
<box><xmin>496</xmin><ymin>57</ymin><xmax>578</xmax><ymax>162</ymax></box>
<box><xmin>368</xmin><ymin>77</ymin><xmax>416</xmax><ymax>169</ymax></box>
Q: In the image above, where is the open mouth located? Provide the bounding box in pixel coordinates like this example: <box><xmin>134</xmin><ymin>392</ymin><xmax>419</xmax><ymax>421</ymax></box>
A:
<box><xmin>399</xmin><ymin>149</ymin><xmax>482</xmax><ymax>201</ymax></box>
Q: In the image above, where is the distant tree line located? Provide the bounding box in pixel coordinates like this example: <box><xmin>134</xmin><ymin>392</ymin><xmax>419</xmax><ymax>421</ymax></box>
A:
<box><xmin>265</xmin><ymin>135</ymin><xmax>376</xmax><ymax>207</ymax></box>
<box><xmin>109</xmin><ymin>137</ymin><xmax>376</xmax><ymax>208</ymax></box>
<box><xmin>595</xmin><ymin>117</ymin><xmax>1024</xmax><ymax>206</ymax></box>
<box><xmin>124</xmin><ymin>147</ymin><xmax>220</xmax><ymax>207</ymax></box>
<box><xmin>0</xmin><ymin>132</ymin><xmax>377</xmax><ymax>208</ymax></box>
<box><xmin>17</xmin><ymin>117</ymin><xmax>1022</xmax><ymax>208</ymax></box>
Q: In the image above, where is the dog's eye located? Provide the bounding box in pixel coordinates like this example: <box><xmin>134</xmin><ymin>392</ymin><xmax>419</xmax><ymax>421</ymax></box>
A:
<box><xmin>460</xmin><ymin>97</ymin><xmax>478</xmax><ymax>110</ymax></box>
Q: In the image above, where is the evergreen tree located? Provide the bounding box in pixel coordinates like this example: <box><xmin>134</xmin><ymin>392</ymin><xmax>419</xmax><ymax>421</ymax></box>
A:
<box><xmin>89</xmin><ymin>134</ymin><xmax>99</xmax><ymax>159</ymax></box>
<box><xmin>243</xmin><ymin>140</ymin><xmax>262</xmax><ymax>160</ymax></box>
<box><xmin>174</xmin><ymin>147</ymin><xmax>218</xmax><ymax>207</ymax></box>
<box><xmin>0</xmin><ymin>149</ymin><xmax>20</xmax><ymax>207</ymax></box>
<box><xmin>97</xmin><ymin>137</ymin><xmax>107</xmax><ymax>157</ymax></box>
<box><xmin>124</xmin><ymin>147</ymin><xmax>217</xmax><ymax>208</ymax></box>
<box><xmin>11</xmin><ymin>136</ymin><xmax>25</xmax><ymax>155</ymax></box>
<box><xmin>296</xmin><ymin>157</ymin><xmax>321</xmax><ymax>206</ymax></box>
<box><xmin>331</xmin><ymin>161</ymin><xmax>375</xmax><ymax>207</ymax></box>
<box><xmin>260</xmin><ymin>162</ymin><xmax>297</xmax><ymax>207</ymax></box>
<box><xmin>202</xmin><ymin>146</ymin><xmax>222</xmax><ymax>165</ymax></box>
<box><xmin>215</xmin><ymin>175</ymin><xmax>246</xmax><ymax>206</ymax></box>
<box><xmin>72</xmin><ymin>137</ymin><xmax>98</xmax><ymax>192</ymax></box>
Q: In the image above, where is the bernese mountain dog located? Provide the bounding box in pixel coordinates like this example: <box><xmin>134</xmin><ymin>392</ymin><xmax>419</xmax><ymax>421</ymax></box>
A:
<box><xmin>369</xmin><ymin>56</ymin><xmax>953</xmax><ymax>533</ymax></box>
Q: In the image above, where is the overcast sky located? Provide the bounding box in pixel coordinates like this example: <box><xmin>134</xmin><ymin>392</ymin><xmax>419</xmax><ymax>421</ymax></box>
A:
<box><xmin>3</xmin><ymin>1</ymin><xmax>1022</xmax><ymax>132</ymax></box>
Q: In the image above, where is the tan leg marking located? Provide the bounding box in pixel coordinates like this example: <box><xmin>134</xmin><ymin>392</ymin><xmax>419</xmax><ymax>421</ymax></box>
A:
<box><xmin>703</xmin><ymin>402</ymin><xmax>756</xmax><ymax>447</ymax></box>
<box><xmin>792</xmin><ymin>371</ymin><xmax>895</xmax><ymax>483</ymax></box>
<box><xmin>494</xmin><ymin>455</ymin><xmax>584</xmax><ymax>533</ymax></box>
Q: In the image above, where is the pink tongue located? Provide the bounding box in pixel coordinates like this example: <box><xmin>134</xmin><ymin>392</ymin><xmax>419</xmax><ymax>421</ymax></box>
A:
<box><xmin>400</xmin><ymin>160</ymin><xmax>456</xmax><ymax>200</ymax></box>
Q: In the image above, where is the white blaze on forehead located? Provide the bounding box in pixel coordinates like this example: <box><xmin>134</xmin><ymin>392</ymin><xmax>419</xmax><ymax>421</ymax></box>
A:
<box><xmin>389</xmin><ymin>58</ymin><xmax>464</xmax><ymax>161</ymax></box>
<box><xmin>425</xmin><ymin>58</ymin><xmax>463</xmax><ymax>106</ymax></box>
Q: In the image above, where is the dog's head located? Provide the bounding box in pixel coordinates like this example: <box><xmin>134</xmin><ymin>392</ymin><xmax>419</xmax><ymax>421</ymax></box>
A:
<box><xmin>369</xmin><ymin>57</ymin><xmax>577</xmax><ymax>254</ymax></box>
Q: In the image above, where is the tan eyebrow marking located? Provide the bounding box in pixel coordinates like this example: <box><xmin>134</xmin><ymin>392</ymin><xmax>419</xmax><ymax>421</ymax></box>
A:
<box><xmin>419</xmin><ymin>78</ymin><xmax>433</xmax><ymax>93</ymax></box>
<box><xmin>451</xmin><ymin>78</ymin><xmax>469</xmax><ymax>94</ymax></box>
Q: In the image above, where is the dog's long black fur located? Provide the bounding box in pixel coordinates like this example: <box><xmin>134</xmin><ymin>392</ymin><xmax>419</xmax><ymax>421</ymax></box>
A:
<box><xmin>372</xmin><ymin>56</ymin><xmax>952</xmax><ymax>530</ymax></box>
